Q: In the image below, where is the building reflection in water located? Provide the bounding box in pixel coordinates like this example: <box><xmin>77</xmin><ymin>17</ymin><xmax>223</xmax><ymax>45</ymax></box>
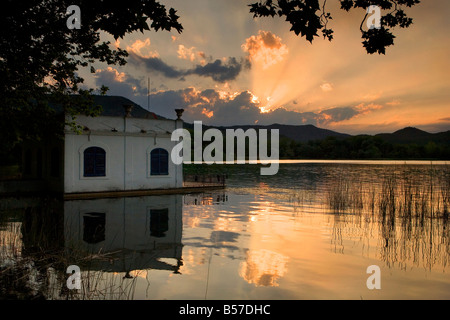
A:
<box><xmin>64</xmin><ymin>194</ymin><xmax>183</xmax><ymax>275</ymax></box>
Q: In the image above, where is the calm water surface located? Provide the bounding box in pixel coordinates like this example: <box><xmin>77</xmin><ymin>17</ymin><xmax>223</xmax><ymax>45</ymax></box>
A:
<box><xmin>1</xmin><ymin>162</ymin><xmax>449</xmax><ymax>299</ymax></box>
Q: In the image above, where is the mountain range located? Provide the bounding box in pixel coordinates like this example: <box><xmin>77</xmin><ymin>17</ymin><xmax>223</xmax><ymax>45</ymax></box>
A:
<box><xmin>184</xmin><ymin>122</ymin><xmax>450</xmax><ymax>145</ymax></box>
<box><xmin>375</xmin><ymin>127</ymin><xmax>450</xmax><ymax>145</ymax></box>
<box><xmin>97</xmin><ymin>96</ymin><xmax>449</xmax><ymax>145</ymax></box>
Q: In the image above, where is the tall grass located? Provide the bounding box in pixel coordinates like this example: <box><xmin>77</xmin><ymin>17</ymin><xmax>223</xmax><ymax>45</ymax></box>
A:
<box><xmin>326</xmin><ymin>174</ymin><xmax>363</xmax><ymax>214</ymax></box>
<box><xmin>325</xmin><ymin>165</ymin><xmax>450</xmax><ymax>220</ymax></box>
<box><xmin>323</xmin><ymin>164</ymin><xmax>450</xmax><ymax>270</ymax></box>
<box><xmin>438</xmin><ymin>166</ymin><xmax>450</xmax><ymax>219</ymax></box>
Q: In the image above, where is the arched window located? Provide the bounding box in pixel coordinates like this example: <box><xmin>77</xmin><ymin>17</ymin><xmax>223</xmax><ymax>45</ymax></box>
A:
<box><xmin>84</xmin><ymin>147</ymin><xmax>106</xmax><ymax>177</ymax></box>
<box><xmin>150</xmin><ymin>148</ymin><xmax>169</xmax><ymax>175</ymax></box>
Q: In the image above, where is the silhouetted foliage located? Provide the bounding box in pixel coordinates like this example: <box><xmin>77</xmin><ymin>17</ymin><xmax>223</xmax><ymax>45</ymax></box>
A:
<box><xmin>0</xmin><ymin>0</ymin><xmax>182</xmax><ymax>154</ymax></box>
<box><xmin>249</xmin><ymin>0</ymin><xmax>420</xmax><ymax>54</ymax></box>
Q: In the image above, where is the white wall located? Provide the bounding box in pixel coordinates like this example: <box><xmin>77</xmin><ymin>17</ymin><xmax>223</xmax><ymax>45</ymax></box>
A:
<box><xmin>64</xmin><ymin>115</ymin><xmax>183</xmax><ymax>194</ymax></box>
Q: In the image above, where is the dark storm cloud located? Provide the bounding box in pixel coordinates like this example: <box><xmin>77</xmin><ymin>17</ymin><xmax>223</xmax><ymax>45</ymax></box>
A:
<box><xmin>93</xmin><ymin>67</ymin><xmax>378</xmax><ymax>125</ymax></box>
<box><xmin>129</xmin><ymin>52</ymin><xmax>184</xmax><ymax>79</ymax></box>
<box><xmin>128</xmin><ymin>52</ymin><xmax>247</xmax><ymax>83</ymax></box>
<box><xmin>94</xmin><ymin>67</ymin><xmax>147</xmax><ymax>97</ymax></box>
<box><xmin>147</xmin><ymin>88</ymin><xmax>373</xmax><ymax>126</ymax></box>
<box><xmin>318</xmin><ymin>106</ymin><xmax>359</xmax><ymax>122</ymax></box>
<box><xmin>186</xmin><ymin>57</ymin><xmax>244</xmax><ymax>82</ymax></box>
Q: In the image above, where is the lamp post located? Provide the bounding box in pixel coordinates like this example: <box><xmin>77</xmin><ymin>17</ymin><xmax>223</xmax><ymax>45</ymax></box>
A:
<box><xmin>124</xmin><ymin>104</ymin><xmax>133</xmax><ymax>118</ymax></box>
<box><xmin>175</xmin><ymin>109</ymin><xmax>184</xmax><ymax>120</ymax></box>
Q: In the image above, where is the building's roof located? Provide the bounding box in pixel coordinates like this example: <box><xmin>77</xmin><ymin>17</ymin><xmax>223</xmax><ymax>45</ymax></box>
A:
<box><xmin>49</xmin><ymin>95</ymin><xmax>161</xmax><ymax>119</ymax></box>
<box><xmin>91</xmin><ymin>95</ymin><xmax>160</xmax><ymax>119</ymax></box>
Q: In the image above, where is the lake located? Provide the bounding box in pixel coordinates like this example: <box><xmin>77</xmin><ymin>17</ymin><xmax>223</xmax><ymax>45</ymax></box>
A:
<box><xmin>0</xmin><ymin>161</ymin><xmax>449</xmax><ymax>299</ymax></box>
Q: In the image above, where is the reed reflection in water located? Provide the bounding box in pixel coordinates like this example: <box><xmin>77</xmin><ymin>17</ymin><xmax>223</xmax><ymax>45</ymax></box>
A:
<box><xmin>0</xmin><ymin>162</ymin><xmax>449</xmax><ymax>299</ymax></box>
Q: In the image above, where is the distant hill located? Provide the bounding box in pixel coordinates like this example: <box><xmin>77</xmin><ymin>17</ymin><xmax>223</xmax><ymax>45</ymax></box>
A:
<box><xmin>183</xmin><ymin>122</ymin><xmax>450</xmax><ymax>145</ymax></box>
<box><xmin>50</xmin><ymin>95</ymin><xmax>449</xmax><ymax>144</ymax></box>
<box><xmin>376</xmin><ymin>127</ymin><xmax>450</xmax><ymax>145</ymax></box>
<box><xmin>76</xmin><ymin>96</ymin><xmax>449</xmax><ymax>147</ymax></box>
<box><xmin>228</xmin><ymin>124</ymin><xmax>351</xmax><ymax>142</ymax></box>
<box><xmin>53</xmin><ymin>96</ymin><xmax>449</xmax><ymax>145</ymax></box>
<box><xmin>184</xmin><ymin>123</ymin><xmax>350</xmax><ymax>142</ymax></box>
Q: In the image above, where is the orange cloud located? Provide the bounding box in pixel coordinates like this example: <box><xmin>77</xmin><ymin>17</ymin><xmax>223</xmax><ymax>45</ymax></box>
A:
<box><xmin>99</xmin><ymin>66</ymin><xmax>126</xmax><ymax>82</ymax></box>
<box><xmin>354</xmin><ymin>102</ymin><xmax>384</xmax><ymax>116</ymax></box>
<box><xmin>386</xmin><ymin>99</ymin><xmax>401</xmax><ymax>106</ymax></box>
<box><xmin>320</xmin><ymin>82</ymin><xmax>333</xmax><ymax>92</ymax></box>
<box><xmin>126</xmin><ymin>38</ymin><xmax>159</xmax><ymax>58</ymax></box>
<box><xmin>242</xmin><ymin>30</ymin><xmax>288</xmax><ymax>69</ymax></box>
<box><xmin>202</xmin><ymin>108</ymin><xmax>214</xmax><ymax>118</ymax></box>
<box><xmin>361</xmin><ymin>91</ymin><xmax>383</xmax><ymax>101</ymax></box>
<box><xmin>177</xmin><ymin>45</ymin><xmax>207</xmax><ymax>65</ymax></box>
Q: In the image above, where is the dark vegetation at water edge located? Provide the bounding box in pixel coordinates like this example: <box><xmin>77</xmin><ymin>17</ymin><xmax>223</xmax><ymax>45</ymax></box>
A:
<box><xmin>278</xmin><ymin>134</ymin><xmax>450</xmax><ymax>160</ymax></box>
<box><xmin>182</xmin><ymin>124</ymin><xmax>450</xmax><ymax>161</ymax></box>
<box><xmin>278</xmin><ymin>128</ymin><xmax>450</xmax><ymax>160</ymax></box>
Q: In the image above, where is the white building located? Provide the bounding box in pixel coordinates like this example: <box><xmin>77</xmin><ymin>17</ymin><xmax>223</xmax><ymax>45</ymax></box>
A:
<box><xmin>18</xmin><ymin>96</ymin><xmax>184</xmax><ymax>196</ymax></box>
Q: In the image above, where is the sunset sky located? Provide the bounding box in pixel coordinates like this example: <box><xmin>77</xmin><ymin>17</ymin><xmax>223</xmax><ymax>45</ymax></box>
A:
<box><xmin>81</xmin><ymin>0</ymin><xmax>449</xmax><ymax>135</ymax></box>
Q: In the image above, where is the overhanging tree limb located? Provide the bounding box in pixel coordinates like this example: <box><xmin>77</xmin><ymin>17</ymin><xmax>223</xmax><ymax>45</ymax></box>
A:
<box><xmin>0</xmin><ymin>0</ymin><xmax>182</xmax><ymax>152</ymax></box>
<box><xmin>248</xmin><ymin>0</ymin><xmax>420</xmax><ymax>54</ymax></box>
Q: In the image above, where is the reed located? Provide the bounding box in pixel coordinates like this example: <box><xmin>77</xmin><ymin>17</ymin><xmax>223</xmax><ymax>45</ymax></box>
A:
<box><xmin>324</xmin><ymin>164</ymin><xmax>450</xmax><ymax>220</ymax></box>
<box><xmin>378</xmin><ymin>173</ymin><xmax>397</xmax><ymax>218</ymax></box>
<box><xmin>288</xmin><ymin>189</ymin><xmax>315</xmax><ymax>212</ymax></box>
<box><xmin>438</xmin><ymin>166</ymin><xmax>450</xmax><ymax>219</ymax></box>
<box><xmin>326</xmin><ymin>174</ymin><xmax>361</xmax><ymax>214</ymax></box>
<box><xmin>326</xmin><ymin>173</ymin><xmax>372</xmax><ymax>215</ymax></box>
<box><xmin>323</xmin><ymin>165</ymin><xmax>450</xmax><ymax>270</ymax></box>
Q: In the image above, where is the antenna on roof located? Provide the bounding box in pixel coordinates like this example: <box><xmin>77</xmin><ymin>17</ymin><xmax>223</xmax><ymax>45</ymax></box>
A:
<box><xmin>147</xmin><ymin>76</ymin><xmax>150</xmax><ymax>111</ymax></box>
